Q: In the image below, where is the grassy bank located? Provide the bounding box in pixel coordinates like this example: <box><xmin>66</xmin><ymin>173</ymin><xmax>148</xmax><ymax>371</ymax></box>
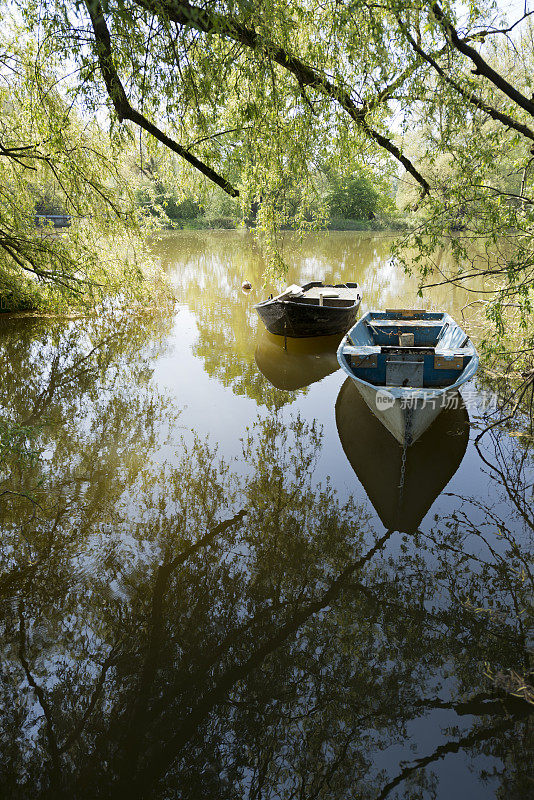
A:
<box><xmin>165</xmin><ymin>216</ymin><xmax>413</xmax><ymax>231</ymax></box>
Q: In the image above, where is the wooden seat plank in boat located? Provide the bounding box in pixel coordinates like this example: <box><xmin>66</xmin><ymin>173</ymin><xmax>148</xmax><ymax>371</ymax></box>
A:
<box><xmin>343</xmin><ymin>345</ymin><xmax>381</xmax><ymax>356</ymax></box>
<box><xmin>303</xmin><ymin>286</ymin><xmax>359</xmax><ymax>300</ymax></box>
<box><xmin>272</xmin><ymin>284</ymin><xmax>304</xmax><ymax>300</ymax></box>
<box><xmin>369</xmin><ymin>319</ymin><xmax>445</xmax><ymax>328</ymax></box>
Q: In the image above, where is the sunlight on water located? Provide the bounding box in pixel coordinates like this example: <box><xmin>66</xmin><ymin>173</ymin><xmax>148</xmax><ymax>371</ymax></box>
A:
<box><xmin>0</xmin><ymin>232</ymin><xmax>531</xmax><ymax>800</ymax></box>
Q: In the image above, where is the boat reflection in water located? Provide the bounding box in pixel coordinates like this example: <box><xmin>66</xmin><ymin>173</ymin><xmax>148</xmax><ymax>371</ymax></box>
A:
<box><xmin>336</xmin><ymin>378</ymin><xmax>470</xmax><ymax>532</ymax></box>
<box><xmin>255</xmin><ymin>331</ymin><xmax>342</xmax><ymax>390</ymax></box>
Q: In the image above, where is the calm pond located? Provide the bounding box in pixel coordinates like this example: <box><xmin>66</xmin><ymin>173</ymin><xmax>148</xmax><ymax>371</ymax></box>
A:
<box><xmin>0</xmin><ymin>231</ymin><xmax>532</xmax><ymax>799</ymax></box>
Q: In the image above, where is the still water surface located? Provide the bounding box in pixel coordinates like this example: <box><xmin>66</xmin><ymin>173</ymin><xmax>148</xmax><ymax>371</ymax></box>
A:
<box><xmin>0</xmin><ymin>231</ymin><xmax>532</xmax><ymax>799</ymax></box>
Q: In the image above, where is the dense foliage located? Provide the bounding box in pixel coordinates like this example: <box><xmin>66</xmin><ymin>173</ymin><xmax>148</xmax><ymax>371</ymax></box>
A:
<box><xmin>0</xmin><ymin>1</ymin><xmax>532</xmax><ymax>373</ymax></box>
<box><xmin>326</xmin><ymin>172</ymin><xmax>381</xmax><ymax>220</ymax></box>
<box><xmin>0</xmin><ymin>29</ymin><xmax>166</xmax><ymax>310</ymax></box>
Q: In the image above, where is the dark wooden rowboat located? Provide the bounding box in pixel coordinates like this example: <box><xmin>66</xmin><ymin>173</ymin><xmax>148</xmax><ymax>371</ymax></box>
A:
<box><xmin>254</xmin><ymin>281</ymin><xmax>362</xmax><ymax>338</ymax></box>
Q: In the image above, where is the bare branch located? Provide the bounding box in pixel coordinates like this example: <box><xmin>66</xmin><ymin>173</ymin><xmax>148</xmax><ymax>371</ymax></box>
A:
<box><xmin>59</xmin><ymin>646</ymin><xmax>121</xmax><ymax>753</ymax></box>
<box><xmin>18</xmin><ymin>602</ymin><xmax>62</xmax><ymax>784</ymax></box>
<box><xmin>376</xmin><ymin>718</ymin><xmax>516</xmax><ymax>800</ymax></box>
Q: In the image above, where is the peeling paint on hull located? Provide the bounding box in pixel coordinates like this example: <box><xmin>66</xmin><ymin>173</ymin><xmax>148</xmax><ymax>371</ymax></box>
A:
<box><xmin>255</xmin><ymin>300</ymin><xmax>360</xmax><ymax>338</ymax></box>
<box><xmin>356</xmin><ymin>383</ymin><xmax>456</xmax><ymax>446</ymax></box>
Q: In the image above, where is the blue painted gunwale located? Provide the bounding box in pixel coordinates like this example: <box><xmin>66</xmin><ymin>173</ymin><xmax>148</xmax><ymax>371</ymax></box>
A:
<box><xmin>337</xmin><ymin>310</ymin><xmax>479</xmax><ymax>402</ymax></box>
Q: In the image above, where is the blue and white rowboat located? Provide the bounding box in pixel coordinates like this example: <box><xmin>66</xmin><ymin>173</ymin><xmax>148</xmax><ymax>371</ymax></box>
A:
<box><xmin>337</xmin><ymin>309</ymin><xmax>479</xmax><ymax>446</ymax></box>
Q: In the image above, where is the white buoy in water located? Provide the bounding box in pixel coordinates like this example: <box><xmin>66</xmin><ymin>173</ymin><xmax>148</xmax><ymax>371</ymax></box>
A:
<box><xmin>242</xmin><ymin>281</ymin><xmax>252</xmax><ymax>293</ymax></box>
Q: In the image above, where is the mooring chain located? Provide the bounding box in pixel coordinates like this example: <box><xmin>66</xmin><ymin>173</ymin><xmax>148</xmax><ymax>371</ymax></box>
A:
<box><xmin>398</xmin><ymin>441</ymin><xmax>407</xmax><ymax>493</ymax></box>
<box><xmin>397</xmin><ymin>403</ymin><xmax>413</xmax><ymax>510</ymax></box>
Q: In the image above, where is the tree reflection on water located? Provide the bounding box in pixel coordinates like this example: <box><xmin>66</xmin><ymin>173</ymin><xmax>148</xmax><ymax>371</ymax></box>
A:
<box><xmin>0</xmin><ymin>312</ymin><xmax>531</xmax><ymax>800</ymax></box>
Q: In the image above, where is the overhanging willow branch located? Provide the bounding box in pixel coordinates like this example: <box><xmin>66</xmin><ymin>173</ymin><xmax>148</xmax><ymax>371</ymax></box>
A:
<box><xmin>131</xmin><ymin>0</ymin><xmax>430</xmax><ymax>195</ymax></box>
<box><xmin>85</xmin><ymin>0</ymin><xmax>239</xmax><ymax>197</ymax></box>
<box><xmin>431</xmin><ymin>1</ymin><xmax>534</xmax><ymax>119</ymax></box>
<box><xmin>398</xmin><ymin>18</ymin><xmax>534</xmax><ymax>143</ymax></box>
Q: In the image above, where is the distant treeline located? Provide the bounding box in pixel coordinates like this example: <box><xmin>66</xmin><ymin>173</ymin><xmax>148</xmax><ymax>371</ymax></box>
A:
<box><xmin>134</xmin><ymin>169</ymin><xmax>410</xmax><ymax>230</ymax></box>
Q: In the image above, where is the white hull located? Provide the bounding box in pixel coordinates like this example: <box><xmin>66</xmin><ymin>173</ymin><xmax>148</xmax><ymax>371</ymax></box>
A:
<box><xmin>355</xmin><ymin>381</ymin><xmax>451</xmax><ymax>446</ymax></box>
